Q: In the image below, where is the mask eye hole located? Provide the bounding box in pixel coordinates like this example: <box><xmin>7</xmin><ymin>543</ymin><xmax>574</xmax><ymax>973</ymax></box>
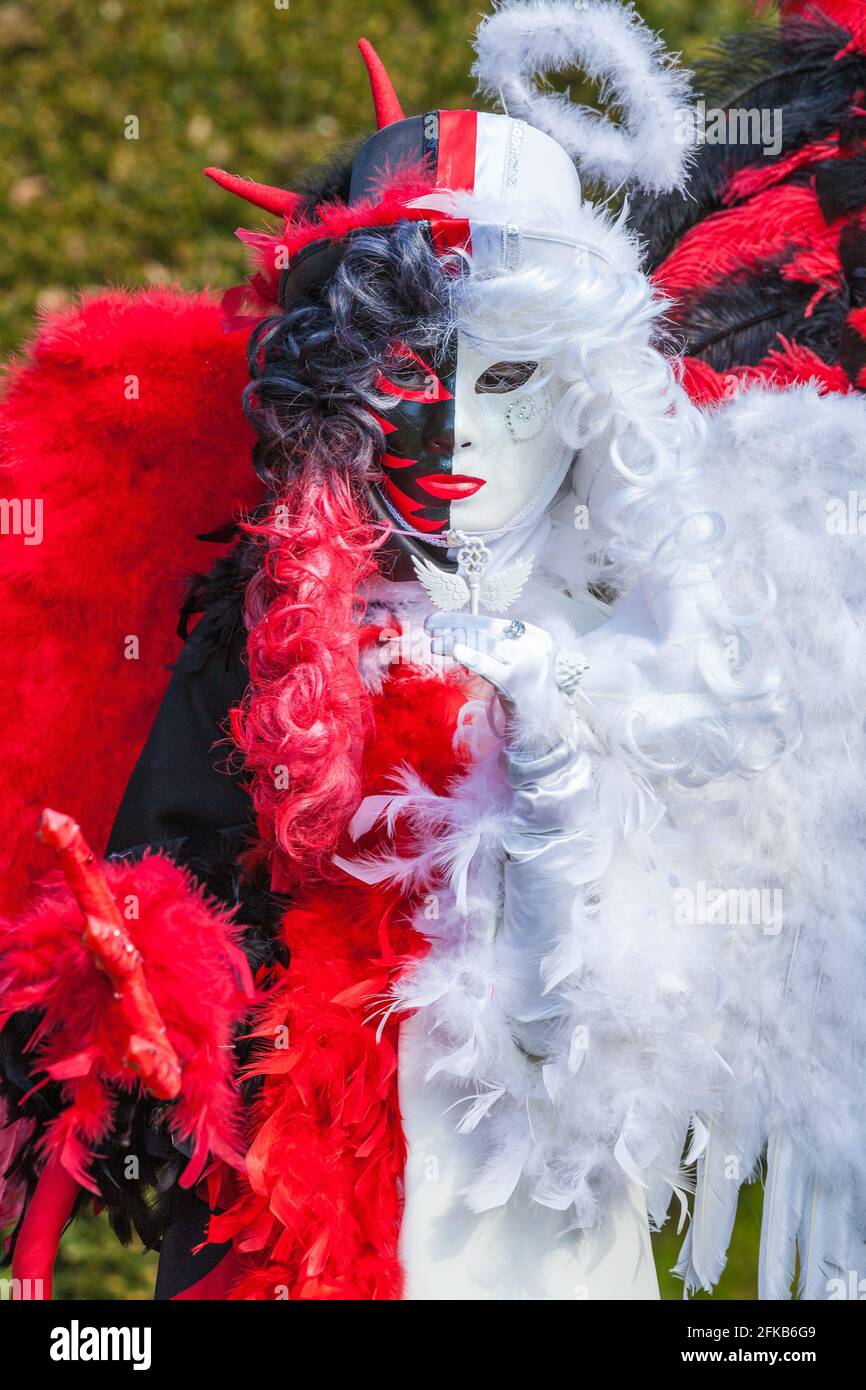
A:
<box><xmin>475</xmin><ymin>360</ymin><xmax>538</xmax><ymax>395</ymax></box>
<box><xmin>377</xmin><ymin>343</ymin><xmax>451</xmax><ymax>402</ymax></box>
<box><xmin>382</xmin><ymin>360</ymin><xmax>432</xmax><ymax>393</ymax></box>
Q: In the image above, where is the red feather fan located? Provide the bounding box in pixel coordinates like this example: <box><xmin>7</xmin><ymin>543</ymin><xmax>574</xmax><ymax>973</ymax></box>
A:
<box><xmin>639</xmin><ymin>0</ymin><xmax>866</xmax><ymax>405</ymax></box>
<box><xmin>0</xmin><ymin>288</ymin><xmax>262</xmax><ymax>915</ymax></box>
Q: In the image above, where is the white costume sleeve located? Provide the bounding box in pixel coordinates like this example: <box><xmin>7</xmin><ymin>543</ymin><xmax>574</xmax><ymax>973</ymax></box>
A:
<box><xmin>498</xmin><ymin>737</ymin><xmax>599</xmax><ymax>1052</ymax></box>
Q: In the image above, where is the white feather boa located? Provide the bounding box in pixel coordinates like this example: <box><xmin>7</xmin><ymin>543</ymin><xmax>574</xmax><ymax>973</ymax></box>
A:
<box><xmin>342</xmin><ymin>700</ymin><xmax>720</xmax><ymax>1231</ymax></box>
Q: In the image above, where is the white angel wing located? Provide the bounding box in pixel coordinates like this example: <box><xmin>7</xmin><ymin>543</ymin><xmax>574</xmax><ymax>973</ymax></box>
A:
<box><xmin>480</xmin><ymin>555</ymin><xmax>534</xmax><ymax>613</ymax></box>
<box><xmin>411</xmin><ymin>555</ymin><xmax>470</xmax><ymax>612</ymax></box>
<box><xmin>672</xmin><ymin>383</ymin><xmax>866</xmax><ymax>1300</ymax></box>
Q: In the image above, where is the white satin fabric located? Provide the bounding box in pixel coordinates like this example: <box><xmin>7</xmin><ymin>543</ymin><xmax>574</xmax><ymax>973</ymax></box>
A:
<box><xmin>398</xmin><ymin>1011</ymin><xmax>660</xmax><ymax>1300</ymax></box>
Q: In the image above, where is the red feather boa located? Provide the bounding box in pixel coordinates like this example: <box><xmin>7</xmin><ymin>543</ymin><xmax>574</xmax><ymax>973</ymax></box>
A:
<box><xmin>210</xmin><ymin>667</ymin><xmax>471</xmax><ymax>1299</ymax></box>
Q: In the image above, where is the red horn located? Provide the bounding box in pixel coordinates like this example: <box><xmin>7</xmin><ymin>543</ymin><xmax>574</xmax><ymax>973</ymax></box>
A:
<box><xmin>358</xmin><ymin>37</ymin><xmax>405</xmax><ymax>129</ymax></box>
<box><xmin>204</xmin><ymin>167</ymin><xmax>303</xmax><ymax>218</ymax></box>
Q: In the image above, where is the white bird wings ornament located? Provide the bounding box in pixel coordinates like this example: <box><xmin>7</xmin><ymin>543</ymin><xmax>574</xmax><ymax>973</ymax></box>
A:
<box><xmin>411</xmin><ymin>549</ymin><xmax>533</xmax><ymax>615</ymax></box>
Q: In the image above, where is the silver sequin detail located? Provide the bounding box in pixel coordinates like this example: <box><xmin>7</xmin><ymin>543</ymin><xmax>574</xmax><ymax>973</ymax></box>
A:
<box><xmin>503</xmin><ymin>222</ymin><xmax>521</xmax><ymax>270</ymax></box>
<box><xmin>505</xmin><ymin>385</ymin><xmax>552</xmax><ymax>442</ymax></box>
<box><xmin>504</xmin><ymin>119</ymin><xmax>525</xmax><ymax>194</ymax></box>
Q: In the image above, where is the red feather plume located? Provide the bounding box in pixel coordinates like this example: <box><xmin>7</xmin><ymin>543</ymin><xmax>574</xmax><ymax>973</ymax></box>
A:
<box><xmin>0</xmin><ymin>854</ymin><xmax>254</xmax><ymax>1193</ymax></box>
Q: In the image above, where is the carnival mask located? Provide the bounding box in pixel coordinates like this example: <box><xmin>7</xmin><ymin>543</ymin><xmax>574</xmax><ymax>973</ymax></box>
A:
<box><xmin>370</xmin><ymin>331</ymin><xmax>571</xmax><ymax>541</ymax></box>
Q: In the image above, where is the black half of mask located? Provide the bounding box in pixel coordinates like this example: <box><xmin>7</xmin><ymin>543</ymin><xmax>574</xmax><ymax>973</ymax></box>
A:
<box><xmin>279</xmin><ymin>233</ymin><xmax>459</xmax><ymax>579</ymax></box>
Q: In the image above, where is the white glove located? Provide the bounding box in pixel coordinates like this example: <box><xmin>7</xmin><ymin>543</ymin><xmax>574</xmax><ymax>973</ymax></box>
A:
<box><xmin>426</xmin><ymin>610</ymin><xmax>599</xmax><ymax>1058</ymax></box>
<box><xmin>425</xmin><ymin>611</ymin><xmax>588</xmax><ymax>752</ymax></box>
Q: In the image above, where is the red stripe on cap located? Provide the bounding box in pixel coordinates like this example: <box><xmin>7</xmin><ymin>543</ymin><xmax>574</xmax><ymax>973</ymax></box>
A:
<box><xmin>434</xmin><ymin>110</ymin><xmax>476</xmax><ymax>258</ymax></box>
<box><xmin>430</xmin><ymin>215</ymin><xmax>471</xmax><ymax>257</ymax></box>
<box><xmin>437</xmin><ymin>110</ymin><xmax>477</xmax><ymax>194</ymax></box>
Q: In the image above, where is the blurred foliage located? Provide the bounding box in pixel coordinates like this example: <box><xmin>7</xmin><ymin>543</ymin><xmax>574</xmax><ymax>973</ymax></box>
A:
<box><xmin>2</xmin><ymin>0</ymin><xmax>755</xmax><ymax>353</ymax></box>
<box><xmin>654</xmin><ymin>1180</ymin><xmax>764</xmax><ymax>1301</ymax></box>
<box><xmin>51</xmin><ymin>1174</ymin><xmax>764</xmax><ymax>1300</ymax></box>
<box><xmin>50</xmin><ymin>1175</ymin><xmax>764</xmax><ymax>1300</ymax></box>
<box><xmin>53</xmin><ymin>1208</ymin><xmax>157</xmax><ymax>1301</ymax></box>
<box><xmin>5</xmin><ymin>0</ymin><xmax>762</xmax><ymax>1300</ymax></box>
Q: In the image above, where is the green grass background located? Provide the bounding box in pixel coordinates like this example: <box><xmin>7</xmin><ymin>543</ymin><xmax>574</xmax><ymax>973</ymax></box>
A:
<box><xmin>51</xmin><ymin>1186</ymin><xmax>766</xmax><ymax>1300</ymax></box>
<box><xmin>5</xmin><ymin>0</ymin><xmax>761</xmax><ymax>1298</ymax></box>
